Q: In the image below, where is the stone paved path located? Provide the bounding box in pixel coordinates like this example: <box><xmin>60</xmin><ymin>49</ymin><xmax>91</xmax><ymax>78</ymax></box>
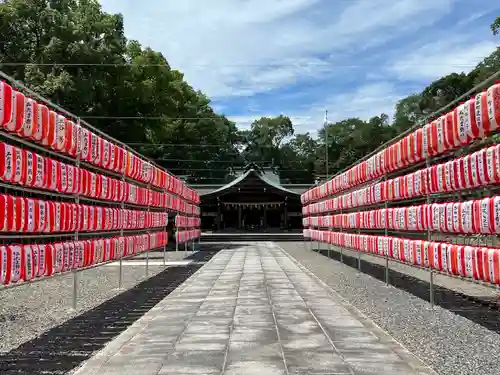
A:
<box><xmin>72</xmin><ymin>243</ymin><xmax>435</xmax><ymax>375</ymax></box>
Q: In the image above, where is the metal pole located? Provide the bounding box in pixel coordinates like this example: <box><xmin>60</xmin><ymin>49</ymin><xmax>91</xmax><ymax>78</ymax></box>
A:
<box><xmin>430</xmin><ymin>260</ymin><xmax>435</xmax><ymax>307</ymax></box>
<box><xmin>118</xmin><ymin>256</ymin><xmax>123</xmax><ymax>288</ymax></box>
<box><xmin>384</xmin><ymin>175</ymin><xmax>389</xmax><ymax>284</ymax></box>
<box><xmin>71</xmin><ymin>118</ymin><xmax>82</xmax><ymax>310</ymax></box>
<box><xmin>324</xmin><ymin>110</ymin><xmax>329</xmax><ymax>180</ymax></box>
<box><xmin>328</xmin><ymin>219</ymin><xmax>331</xmax><ymax>258</ymax></box>
<box><xmin>384</xmin><ymin>229</ymin><xmax>389</xmax><ymax>283</ymax></box>
<box><xmin>118</xmin><ymin>175</ymin><xmax>125</xmax><ymax>290</ymax></box>
<box><xmin>163</xmin><ymin>208</ymin><xmax>167</xmax><ymax>267</ymax></box>
<box><xmin>163</xmin><ymin>240</ymin><xmax>167</xmax><ymax>266</ymax></box>
<box><xmin>145</xmin><ymin>186</ymin><xmax>150</xmax><ymax>278</ymax></box>
<box><xmin>357</xmin><ymin>228</ymin><xmax>361</xmax><ymax>271</ymax></box>
<box><xmin>175</xmin><ymin>229</ymin><xmax>179</xmax><ymax>252</ymax></box>
<box><xmin>71</xmin><ymin>261</ymin><xmax>78</xmax><ymax>310</ymax></box>
<box><xmin>425</xmin><ymin>156</ymin><xmax>434</xmax><ymax>308</ymax></box>
<box><xmin>340</xmin><ymin>208</ymin><xmax>343</xmax><ymax>263</ymax></box>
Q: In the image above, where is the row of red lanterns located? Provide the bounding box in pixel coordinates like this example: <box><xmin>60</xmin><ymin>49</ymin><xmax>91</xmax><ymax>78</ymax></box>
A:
<box><xmin>0</xmin><ymin>81</ymin><xmax>199</xmax><ymax>203</ymax></box>
<box><xmin>0</xmin><ymin>193</ymin><xmax>169</xmax><ymax>233</ymax></box>
<box><xmin>0</xmin><ymin>141</ymin><xmax>200</xmax><ymax>214</ymax></box>
<box><xmin>304</xmin><ymin>196</ymin><xmax>500</xmax><ymax>235</ymax></box>
<box><xmin>174</xmin><ymin>215</ymin><xmax>201</xmax><ymax>228</ymax></box>
<box><xmin>305</xmin><ymin>229</ymin><xmax>500</xmax><ymax>285</ymax></box>
<box><xmin>302</xmin><ymin>82</ymin><xmax>500</xmax><ymax>205</ymax></box>
<box><xmin>176</xmin><ymin>229</ymin><xmax>201</xmax><ymax>244</ymax></box>
<box><xmin>304</xmin><ymin>143</ymin><xmax>500</xmax><ymax>215</ymax></box>
<box><xmin>0</xmin><ymin>231</ymin><xmax>168</xmax><ymax>286</ymax></box>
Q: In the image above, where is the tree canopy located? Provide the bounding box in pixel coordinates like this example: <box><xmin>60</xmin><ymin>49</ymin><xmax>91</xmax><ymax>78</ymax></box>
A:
<box><xmin>0</xmin><ymin>1</ymin><xmax>498</xmax><ymax>185</ymax></box>
<box><xmin>492</xmin><ymin>16</ymin><xmax>500</xmax><ymax>35</ymax></box>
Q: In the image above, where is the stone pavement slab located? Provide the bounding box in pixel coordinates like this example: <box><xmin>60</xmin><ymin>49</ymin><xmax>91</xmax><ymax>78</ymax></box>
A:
<box><xmin>71</xmin><ymin>242</ymin><xmax>436</xmax><ymax>375</ymax></box>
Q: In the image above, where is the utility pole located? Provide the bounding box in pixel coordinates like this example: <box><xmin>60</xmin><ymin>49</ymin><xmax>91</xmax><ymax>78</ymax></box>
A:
<box><xmin>324</xmin><ymin>110</ymin><xmax>329</xmax><ymax>180</ymax></box>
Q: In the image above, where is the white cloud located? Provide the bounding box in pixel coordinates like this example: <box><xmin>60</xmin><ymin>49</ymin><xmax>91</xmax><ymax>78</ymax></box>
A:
<box><xmin>211</xmin><ymin>57</ymin><xmax>335</xmax><ymax>97</ymax></box>
<box><xmin>229</xmin><ymin>82</ymin><xmax>404</xmax><ymax>133</ymax></box>
<box><xmin>98</xmin><ymin>0</ymin><xmax>497</xmax><ymax>136</ymax></box>
<box><xmin>389</xmin><ymin>37</ymin><xmax>497</xmax><ymax>81</ymax></box>
<box><xmin>324</xmin><ymin>83</ymin><xmax>403</xmax><ymax>122</ymax></box>
<box><xmin>99</xmin><ymin>0</ymin><xmax>457</xmax><ymax>98</ymax></box>
<box><xmin>228</xmin><ymin>114</ymin><xmax>315</xmax><ymax>130</ymax></box>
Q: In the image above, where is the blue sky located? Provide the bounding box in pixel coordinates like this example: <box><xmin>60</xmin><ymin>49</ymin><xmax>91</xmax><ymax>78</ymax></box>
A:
<box><xmin>99</xmin><ymin>0</ymin><xmax>499</xmax><ymax>134</ymax></box>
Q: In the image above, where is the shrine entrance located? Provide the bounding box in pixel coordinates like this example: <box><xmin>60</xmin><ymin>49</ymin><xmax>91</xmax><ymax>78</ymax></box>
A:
<box><xmin>198</xmin><ymin>164</ymin><xmax>305</xmax><ymax>232</ymax></box>
<box><xmin>222</xmin><ymin>202</ymin><xmax>285</xmax><ymax>231</ymax></box>
<box><xmin>243</xmin><ymin>206</ymin><xmax>262</xmax><ymax>229</ymax></box>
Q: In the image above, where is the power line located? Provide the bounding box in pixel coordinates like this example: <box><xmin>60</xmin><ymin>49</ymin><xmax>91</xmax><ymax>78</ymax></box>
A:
<box><xmin>157</xmin><ymin>158</ymin><xmax>273</xmax><ymax>163</ymax></box>
<box><xmin>130</xmin><ymin>142</ymin><xmax>346</xmax><ymax>152</ymax></box>
<box><xmin>321</xmin><ymin>69</ymin><xmax>500</xmax><ymax>183</ymax></box>
<box><xmin>0</xmin><ymin>69</ymin><xmax>183</xmax><ymax>180</ymax></box>
<box><xmin>129</xmin><ymin>143</ymin><xmax>280</xmax><ymax>148</ymax></box>
<box><xmin>167</xmin><ymin>168</ymin><xmax>316</xmax><ymax>172</ymax></box>
<box><xmin>157</xmin><ymin>158</ymin><xmax>249</xmax><ymax>163</ymax></box>
<box><xmin>190</xmin><ymin>176</ymin><xmax>316</xmax><ymax>182</ymax></box>
<box><xmin>132</xmin><ymin>143</ymin><xmax>335</xmax><ymax>151</ymax></box>
<box><xmin>0</xmin><ymin>62</ymin><xmax>486</xmax><ymax>68</ymax></box>
<box><xmin>81</xmin><ymin>116</ymin><xmax>215</xmax><ymax>120</ymax></box>
<box><xmin>155</xmin><ymin>158</ymin><xmax>325</xmax><ymax>165</ymax></box>
<box><xmin>78</xmin><ymin>115</ymin><xmax>313</xmax><ymax>120</ymax></box>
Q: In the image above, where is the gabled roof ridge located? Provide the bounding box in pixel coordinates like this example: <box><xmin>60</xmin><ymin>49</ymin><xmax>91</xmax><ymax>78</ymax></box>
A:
<box><xmin>200</xmin><ymin>168</ymin><xmax>299</xmax><ymax>197</ymax></box>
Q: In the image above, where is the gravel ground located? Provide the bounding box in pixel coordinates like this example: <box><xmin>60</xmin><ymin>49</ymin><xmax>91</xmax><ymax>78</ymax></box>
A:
<box><xmin>280</xmin><ymin>241</ymin><xmax>500</xmax><ymax>375</ymax></box>
<box><xmin>311</xmin><ymin>241</ymin><xmax>500</xmax><ymax>300</ymax></box>
<box><xmin>0</xmin><ymin>250</ymin><xmax>195</xmax><ymax>354</ymax></box>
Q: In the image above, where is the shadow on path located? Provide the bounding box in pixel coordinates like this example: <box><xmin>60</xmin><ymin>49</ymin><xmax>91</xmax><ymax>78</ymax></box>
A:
<box><xmin>137</xmin><ymin>243</ymin><xmax>245</xmax><ymax>259</ymax></box>
<box><xmin>0</xmin><ymin>249</ymin><xmax>220</xmax><ymax>375</ymax></box>
<box><xmin>317</xmin><ymin>247</ymin><xmax>500</xmax><ymax>334</ymax></box>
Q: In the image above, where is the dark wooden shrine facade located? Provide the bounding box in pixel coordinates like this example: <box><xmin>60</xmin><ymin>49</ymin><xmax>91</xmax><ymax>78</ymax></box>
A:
<box><xmin>195</xmin><ymin>165</ymin><xmax>307</xmax><ymax>232</ymax></box>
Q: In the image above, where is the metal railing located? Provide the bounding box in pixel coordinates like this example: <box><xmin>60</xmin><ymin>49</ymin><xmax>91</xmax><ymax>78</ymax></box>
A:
<box><xmin>302</xmin><ymin>73</ymin><xmax>500</xmax><ymax>308</ymax></box>
<box><xmin>0</xmin><ymin>71</ymin><xmax>201</xmax><ymax>309</ymax></box>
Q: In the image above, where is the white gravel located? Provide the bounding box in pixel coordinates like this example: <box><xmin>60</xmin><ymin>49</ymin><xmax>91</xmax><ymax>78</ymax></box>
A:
<box><xmin>281</xmin><ymin>242</ymin><xmax>500</xmax><ymax>375</ymax></box>
<box><xmin>0</xmin><ymin>250</ymin><xmax>191</xmax><ymax>353</ymax></box>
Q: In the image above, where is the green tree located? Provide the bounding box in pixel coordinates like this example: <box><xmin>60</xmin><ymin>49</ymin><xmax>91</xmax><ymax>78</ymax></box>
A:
<box><xmin>491</xmin><ymin>16</ymin><xmax>500</xmax><ymax>35</ymax></box>
<box><xmin>420</xmin><ymin>72</ymin><xmax>477</xmax><ymax>113</ymax></box>
<box><xmin>279</xmin><ymin>133</ymin><xmax>318</xmax><ymax>184</ymax></box>
<box><xmin>0</xmin><ymin>0</ymin><xmax>241</xmax><ymax>182</ymax></box>
<box><xmin>315</xmin><ymin>115</ymin><xmax>394</xmax><ymax>178</ymax></box>
<box><xmin>243</xmin><ymin>115</ymin><xmax>294</xmax><ymax>164</ymax></box>
<box><xmin>392</xmin><ymin>94</ymin><xmax>427</xmax><ymax>133</ymax></box>
<box><xmin>0</xmin><ymin>0</ymin><xmax>127</xmax><ymax>111</ymax></box>
<box><xmin>472</xmin><ymin>48</ymin><xmax>500</xmax><ymax>84</ymax></box>
<box><xmin>4</xmin><ymin>1</ymin><xmax>498</xmax><ymax>187</ymax></box>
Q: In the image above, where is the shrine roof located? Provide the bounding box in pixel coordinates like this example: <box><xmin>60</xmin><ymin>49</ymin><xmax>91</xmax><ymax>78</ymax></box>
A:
<box><xmin>198</xmin><ymin>168</ymin><xmax>300</xmax><ymax>197</ymax></box>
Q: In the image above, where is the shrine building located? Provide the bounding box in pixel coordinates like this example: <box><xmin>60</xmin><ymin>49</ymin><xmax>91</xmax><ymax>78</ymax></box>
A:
<box><xmin>191</xmin><ymin>163</ymin><xmax>312</xmax><ymax>232</ymax></box>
